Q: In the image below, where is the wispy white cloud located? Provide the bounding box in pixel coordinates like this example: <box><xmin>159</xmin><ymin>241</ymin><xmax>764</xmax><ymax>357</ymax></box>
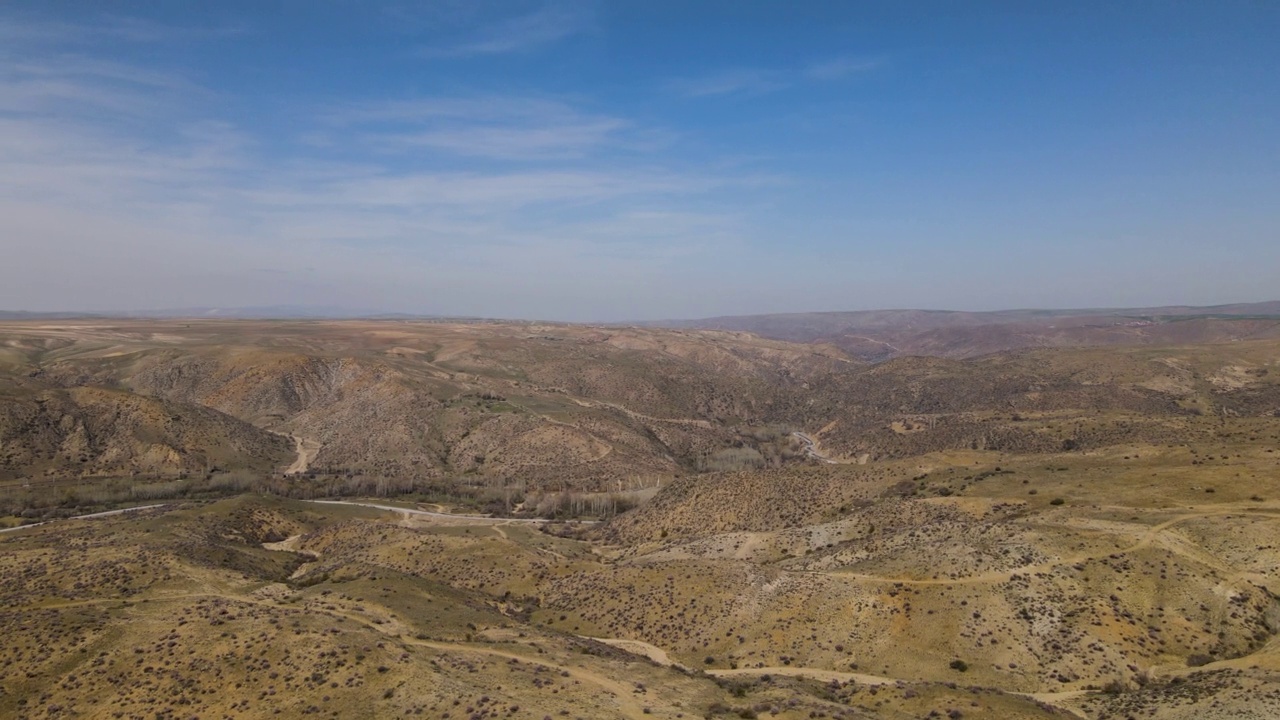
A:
<box><xmin>370</xmin><ymin>119</ymin><xmax>628</xmax><ymax>160</ymax></box>
<box><xmin>326</xmin><ymin>96</ymin><xmax>614</xmax><ymax>142</ymax></box>
<box><xmin>424</xmin><ymin>2</ymin><xmax>593</xmax><ymax>57</ymax></box>
<box><xmin>329</xmin><ymin>96</ymin><xmax>579</xmax><ymax>125</ymax></box>
<box><xmin>804</xmin><ymin>57</ymin><xmax>882</xmax><ymax>81</ymax></box>
<box><xmin>0</xmin><ymin>14</ymin><xmax>215</xmax><ymax>125</ymax></box>
<box><xmin>281</xmin><ymin>169</ymin><xmax>735</xmax><ymax>210</ymax></box>
<box><xmin>665</xmin><ymin>69</ymin><xmax>787</xmax><ymax>98</ymax></box>
<box><xmin>0</xmin><ymin>56</ymin><xmax>204</xmax><ymax>121</ymax></box>
<box><xmin>0</xmin><ymin>14</ymin><xmax>245</xmax><ymax>46</ymax></box>
<box><xmin>11</xmin><ymin>56</ymin><xmax>194</xmax><ymax>91</ymax></box>
<box><xmin>668</xmin><ymin>56</ymin><xmax>883</xmax><ymax>99</ymax></box>
<box><xmin>326</xmin><ymin>95</ymin><xmax>655</xmax><ymax>161</ymax></box>
<box><xmin>0</xmin><ymin>11</ymin><xmax>770</xmax><ymax>319</ymax></box>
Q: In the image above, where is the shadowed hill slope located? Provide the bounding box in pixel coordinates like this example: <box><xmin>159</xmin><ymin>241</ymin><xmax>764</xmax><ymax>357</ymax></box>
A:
<box><xmin>0</xmin><ymin>385</ymin><xmax>290</xmax><ymax>482</ymax></box>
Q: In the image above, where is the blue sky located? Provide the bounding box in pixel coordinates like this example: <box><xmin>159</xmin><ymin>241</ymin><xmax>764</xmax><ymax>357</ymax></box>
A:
<box><xmin>1</xmin><ymin>1</ymin><xmax>1277</xmax><ymax>320</ymax></box>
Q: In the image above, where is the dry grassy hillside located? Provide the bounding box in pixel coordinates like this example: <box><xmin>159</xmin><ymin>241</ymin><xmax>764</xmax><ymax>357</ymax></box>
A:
<box><xmin>7</xmin><ymin>455</ymin><xmax>1280</xmax><ymax>719</ymax></box>
<box><xmin>797</xmin><ymin>342</ymin><xmax>1280</xmax><ymax>461</ymax></box>
<box><xmin>602</xmin><ymin>465</ymin><xmax>909</xmax><ymax>543</ymax></box>
<box><xmin>0</xmin><ymin>497</ymin><xmax>1069</xmax><ymax>720</ymax></box>
<box><xmin>554</xmin><ymin>429</ymin><xmax>1280</xmax><ymax>717</ymax></box>
<box><xmin>0</xmin><ymin>385</ymin><xmax>290</xmax><ymax>482</ymax></box>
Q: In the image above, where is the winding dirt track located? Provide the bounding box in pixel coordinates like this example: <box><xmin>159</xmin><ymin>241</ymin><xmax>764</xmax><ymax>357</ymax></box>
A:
<box><xmin>566</xmin><ymin>396</ymin><xmax>713</xmax><ymax>428</ymax></box>
<box><xmin>304</xmin><ymin>499</ymin><xmax>583</xmax><ymax>524</ymax></box>
<box><xmin>599</xmin><ymin>641</ymin><xmax>1090</xmax><ymax>718</ymax></box>
<box><xmin>284</xmin><ymin>435</ymin><xmax>320</xmax><ymax>475</ymax></box>
<box><xmin>586</xmin><ymin>637</ymin><xmax>689</xmax><ymax>671</ymax></box>
<box><xmin>792</xmin><ymin>431</ymin><xmax>840</xmax><ymax>464</ymax></box>
<box><xmin>0</xmin><ymin>503</ymin><xmax>168</xmax><ymax>535</ymax></box>
<box><xmin>404</xmin><ymin>637</ymin><xmax>652</xmax><ymax>720</ymax></box>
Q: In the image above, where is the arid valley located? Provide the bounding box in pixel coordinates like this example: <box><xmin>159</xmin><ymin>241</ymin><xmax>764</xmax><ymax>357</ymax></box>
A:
<box><xmin>5</xmin><ymin>2</ymin><xmax>1279</xmax><ymax>717</ymax></box>
<box><xmin>2</xmin><ymin>312</ymin><xmax>1280</xmax><ymax>719</ymax></box>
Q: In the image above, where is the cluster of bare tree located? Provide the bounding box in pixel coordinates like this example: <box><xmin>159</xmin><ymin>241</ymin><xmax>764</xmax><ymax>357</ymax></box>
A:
<box><xmin>0</xmin><ymin>468</ymin><xmax>650</xmax><ymax>524</ymax></box>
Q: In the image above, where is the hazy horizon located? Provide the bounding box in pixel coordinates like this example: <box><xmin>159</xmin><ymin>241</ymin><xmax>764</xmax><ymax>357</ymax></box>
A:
<box><xmin>2</xmin><ymin>2</ymin><xmax>1278</xmax><ymax>321</ymax></box>
<box><xmin>3</xmin><ymin>298</ymin><xmax>1280</xmax><ymax>326</ymax></box>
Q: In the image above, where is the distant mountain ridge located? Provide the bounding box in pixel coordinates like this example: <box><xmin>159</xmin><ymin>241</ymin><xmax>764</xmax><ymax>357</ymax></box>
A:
<box><xmin>661</xmin><ymin>300</ymin><xmax>1280</xmax><ymax>328</ymax></box>
<box><xmin>5</xmin><ymin>301</ymin><xmax>1280</xmax><ymax>361</ymax></box>
<box><xmin>0</xmin><ymin>306</ymin><xmax>439</xmax><ymax>321</ymax></box>
<box><xmin>4</xmin><ymin>300</ymin><xmax>1278</xmax><ymax>324</ymax></box>
<box><xmin>649</xmin><ymin>301</ymin><xmax>1280</xmax><ymax>361</ymax></box>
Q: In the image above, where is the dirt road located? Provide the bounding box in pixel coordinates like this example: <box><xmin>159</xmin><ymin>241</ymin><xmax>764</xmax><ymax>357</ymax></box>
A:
<box><xmin>304</xmin><ymin>499</ymin><xmax>597</xmax><ymax>524</ymax></box>
<box><xmin>793</xmin><ymin>431</ymin><xmax>839</xmax><ymax>463</ymax></box>
<box><xmin>0</xmin><ymin>503</ymin><xmax>168</xmax><ymax>535</ymax></box>
<box><xmin>285</xmin><ymin>435</ymin><xmax>320</xmax><ymax>475</ymax></box>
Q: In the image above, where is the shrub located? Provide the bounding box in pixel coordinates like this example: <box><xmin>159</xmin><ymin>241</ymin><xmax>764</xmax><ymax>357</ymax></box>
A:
<box><xmin>1102</xmin><ymin>679</ymin><xmax>1128</xmax><ymax>695</ymax></box>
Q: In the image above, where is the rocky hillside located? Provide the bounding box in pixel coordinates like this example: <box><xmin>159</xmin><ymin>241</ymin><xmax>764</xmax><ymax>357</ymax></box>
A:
<box><xmin>3</xmin><ymin>320</ymin><xmax>1278</xmax><ymax>507</ymax></box>
<box><xmin>0</xmin><ymin>385</ymin><xmax>289</xmax><ymax>481</ymax></box>
<box><xmin>2</xmin><ymin>321</ymin><xmax>853</xmax><ymax>493</ymax></box>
